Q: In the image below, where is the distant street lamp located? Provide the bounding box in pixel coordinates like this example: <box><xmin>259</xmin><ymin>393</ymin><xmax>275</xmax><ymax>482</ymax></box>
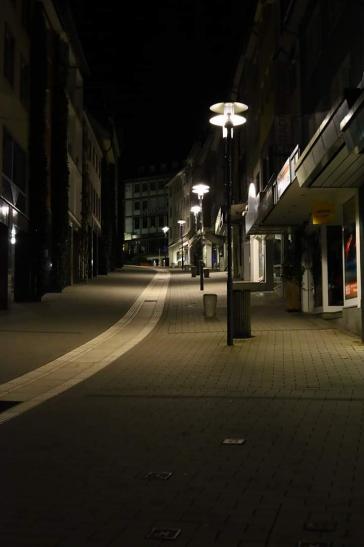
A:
<box><xmin>190</xmin><ymin>204</ymin><xmax>201</xmax><ymax>227</ymax></box>
<box><xmin>209</xmin><ymin>101</ymin><xmax>248</xmax><ymax>346</ymax></box>
<box><xmin>162</xmin><ymin>226</ymin><xmax>169</xmax><ymax>267</ymax></box>
<box><xmin>192</xmin><ymin>184</ymin><xmax>209</xmax><ymax>290</ymax></box>
<box><xmin>177</xmin><ymin>219</ymin><xmax>186</xmax><ymax>270</ymax></box>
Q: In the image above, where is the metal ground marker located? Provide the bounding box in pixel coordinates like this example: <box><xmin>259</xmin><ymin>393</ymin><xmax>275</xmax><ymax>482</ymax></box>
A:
<box><xmin>147</xmin><ymin>528</ymin><xmax>181</xmax><ymax>541</ymax></box>
<box><xmin>144</xmin><ymin>471</ymin><xmax>173</xmax><ymax>480</ymax></box>
<box><xmin>304</xmin><ymin>518</ymin><xmax>336</xmax><ymax>532</ymax></box>
<box><xmin>298</xmin><ymin>542</ymin><xmax>332</xmax><ymax>547</ymax></box>
<box><xmin>222</xmin><ymin>438</ymin><xmax>246</xmax><ymax>445</ymax></box>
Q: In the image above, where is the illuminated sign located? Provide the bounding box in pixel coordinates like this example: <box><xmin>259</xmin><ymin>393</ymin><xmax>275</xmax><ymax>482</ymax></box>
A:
<box><xmin>312</xmin><ymin>202</ymin><xmax>336</xmax><ymax>224</ymax></box>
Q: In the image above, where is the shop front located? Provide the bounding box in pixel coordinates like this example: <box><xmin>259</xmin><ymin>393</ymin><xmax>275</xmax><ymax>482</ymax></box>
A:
<box><xmin>0</xmin><ymin>198</ymin><xmax>28</xmax><ymax>309</ymax></box>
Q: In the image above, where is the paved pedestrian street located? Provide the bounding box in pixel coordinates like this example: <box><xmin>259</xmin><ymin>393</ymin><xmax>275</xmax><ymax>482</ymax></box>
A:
<box><xmin>1</xmin><ymin>270</ymin><xmax>364</xmax><ymax>546</ymax></box>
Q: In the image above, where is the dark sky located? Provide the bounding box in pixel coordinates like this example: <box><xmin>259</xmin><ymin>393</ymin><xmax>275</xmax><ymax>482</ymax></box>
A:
<box><xmin>72</xmin><ymin>0</ymin><xmax>257</xmax><ymax>173</ymax></box>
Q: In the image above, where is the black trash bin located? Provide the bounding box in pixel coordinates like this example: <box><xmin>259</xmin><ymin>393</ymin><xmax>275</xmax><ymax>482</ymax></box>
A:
<box><xmin>203</xmin><ymin>268</ymin><xmax>210</xmax><ymax>278</ymax></box>
<box><xmin>191</xmin><ymin>266</ymin><xmax>197</xmax><ymax>277</ymax></box>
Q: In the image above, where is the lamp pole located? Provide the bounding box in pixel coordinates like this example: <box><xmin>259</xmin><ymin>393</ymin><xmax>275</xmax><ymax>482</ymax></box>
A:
<box><xmin>225</xmin><ymin>120</ymin><xmax>233</xmax><ymax>346</ymax></box>
<box><xmin>192</xmin><ymin>184</ymin><xmax>209</xmax><ymax>291</ymax></box>
<box><xmin>209</xmin><ymin>101</ymin><xmax>248</xmax><ymax>346</ymax></box>
<box><xmin>162</xmin><ymin>226</ymin><xmax>169</xmax><ymax>267</ymax></box>
<box><xmin>177</xmin><ymin>220</ymin><xmax>186</xmax><ymax>270</ymax></box>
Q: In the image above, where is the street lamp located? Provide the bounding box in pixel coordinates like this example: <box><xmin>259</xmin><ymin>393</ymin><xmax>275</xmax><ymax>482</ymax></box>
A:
<box><xmin>162</xmin><ymin>226</ymin><xmax>169</xmax><ymax>267</ymax></box>
<box><xmin>192</xmin><ymin>184</ymin><xmax>209</xmax><ymax>287</ymax></box>
<box><xmin>209</xmin><ymin>101</ymin><xmax>248</xmax><ymax>346</ymax></box>
<box><xmin>177</xmin><ymin>219</ymin><xmax>186</xmax><ymax>270</ymax></box>
<box><xmin>190</xmin><ymin>205</ymin><xmax>201</xmax><ymax>228</ymax></box>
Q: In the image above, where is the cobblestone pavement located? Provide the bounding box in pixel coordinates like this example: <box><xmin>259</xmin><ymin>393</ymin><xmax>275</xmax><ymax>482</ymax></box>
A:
<box><xmin>1</xmin><ymin>270</ymin><xmax>364</xmax><ymax>547</ymax></box>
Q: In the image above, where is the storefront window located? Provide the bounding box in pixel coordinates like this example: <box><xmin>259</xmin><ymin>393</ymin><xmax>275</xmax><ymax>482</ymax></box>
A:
<box><xmin>311</xmin><ymin>228</ymin><xmax>322</xmax><ymax>308</ymax></box>
<box><xmin>343</xmin><ymin>197</ymin><xmax>357</xmax><ymax>300</ymax></box>
<box><xmin>327</xmin><ymin>225</ymin><xmax>343</xmax><ymax>306</ymax></box>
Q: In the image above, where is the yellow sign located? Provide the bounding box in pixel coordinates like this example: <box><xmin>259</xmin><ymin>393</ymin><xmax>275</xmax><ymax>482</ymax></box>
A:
<box><xmin>312</xmin><ymin>202</ymin><xmax>336</xmax><ymax>224</ymax></box>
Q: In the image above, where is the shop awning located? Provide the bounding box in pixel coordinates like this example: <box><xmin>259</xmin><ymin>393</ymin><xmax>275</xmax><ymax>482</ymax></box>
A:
<box><xmin>257</xmin><ymin>179</ymin><xmax>355</xmax><ymax>229</ymax></box>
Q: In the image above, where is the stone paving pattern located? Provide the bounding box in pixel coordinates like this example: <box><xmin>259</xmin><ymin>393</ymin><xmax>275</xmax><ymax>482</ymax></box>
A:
<box><xmin>1</xmin><ymin>270</ymin><xmax>364</xmax><ymax>546</ymax></box>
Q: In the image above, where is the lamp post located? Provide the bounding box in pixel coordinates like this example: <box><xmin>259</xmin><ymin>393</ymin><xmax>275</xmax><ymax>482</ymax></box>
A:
<box><xmin>209</xmin><ymin>101</ymin><xmax>248</xmax><ymax>346</ymax></box>
<box><xmin>192</xmin><ymin>184</ymin><xmax>209</xmax><ymax>290</ymax></box>
<box><xmin>162</xmin><ymin>226</ymin><xmax>169</xmax><ymax>267</ymax></box>
<box><xmin>177</xmin><ymin>219</ymin><xmax>186</xmax><ymax>270</ymax></box>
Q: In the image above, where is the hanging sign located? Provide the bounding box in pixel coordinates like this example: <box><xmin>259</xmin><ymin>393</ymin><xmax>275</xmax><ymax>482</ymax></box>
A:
<box><xmin>312</xmin><ymin>202</ymin><xmax>336</xmax><ymax>224</ymax></box>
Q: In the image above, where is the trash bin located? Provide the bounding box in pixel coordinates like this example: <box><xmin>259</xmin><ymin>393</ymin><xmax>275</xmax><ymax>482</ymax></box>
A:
<box><xmin>233</xmin><ymin>289</ymin><xmax>251</xmax><ymax>338</ymax></box>
<box><xmin>203</xmin><ymin>268</ymin><xmax>210</xmax><ymax>278</ymax></box>
<box><xmin>203</xmin><ymin>293</ymin><xmax>217</xmax><ymax>318</ymax></box>
<box><xmin>191</xmin><ymin>265</ymin><xmax>197</xmax><ymax>277</ymax></box>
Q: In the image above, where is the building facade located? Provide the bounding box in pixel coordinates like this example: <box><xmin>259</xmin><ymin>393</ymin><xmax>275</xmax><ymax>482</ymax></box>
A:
<box><xmin>123</xmin><ymin>165</ymin><xmax>173</xmax><ymax>265</ymax></box>
<box><xmin>0</xmin><ymin>0</ymin><xmax>30</xmax><ymax>308</ymax></box>
<box><xmin>0</xmin><ymin>0</ymin><xmax>120</xmax><ymax>309</ymax></box>
<box><xmin>233</xmin><ymin>0</ymin><xmax>364</xmax><ymax>336</ymax></box>
<box><xmin>82</xmin><ymin>112</ymin><xmax>102</xmax><ymax>279</ymax></box>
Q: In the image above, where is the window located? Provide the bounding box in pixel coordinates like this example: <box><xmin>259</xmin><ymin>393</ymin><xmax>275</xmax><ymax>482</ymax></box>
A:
<box><xmin>2</xmin><ymin>128</ymin><xmax>27</xmax><ymax>211</ymax></box>
<box><xmin>159</xmin><ymin>181</ymin><xmax>165</xmax><ymax>190</ymax></box>
<box><xmin>142</xmin><ymin>217</ymin><xmax>148</xmax><ymax>229</ymax></box>
<box><xmin>134</xmin><ymin>183</ymin><xmax>140</xmax><ymax>193</ymax></box>
<box><xmin>20</xmin><ymin>55</ymin><xmax>30</xmax><ymax>108</ymax></box>
<box><xmin>134</xmin><ymin>201</ymin><xmax>140</xmax><ymax>210</ymax></box>
<box><xmin>21</xmin><ymin>0</ymin><xmax>32</xmax><ymax>31</ymax></box>
<box><xmin>159</xmin><ymin>215</ymin><xmax>164</xmax><ymax>226</ymax></box>
<box><xmin>150</xmin><ymin>182</ymin><xmax>156</xmax><ymax>191</ymax></box>
<box><xmin>142</xmin><ymin>183</ymin><xmax>148</xmax><ymax>192</ymax></box>
<box><xmin>134</xmin><ymin>217</ymin><xmax>140</xmax><ymax>230</ymax></box>
<box><xmin>142</xmin><ymin>200</ymin><xmax>147</xmax><ymax>211</ymax></box>
<box><xmin>13</xmin><ymin>141</ymin><xmax>26</xmax><ymax>192</ymax></box>
<box><xmin>150</xmin><ymin>216</ymin><xmax>155</xmax><ymax>227</ymax></box>
<box><xmin>4</xmin><ymin>23</ymin><xmax>15</xmax><ymax>86</ymax></box>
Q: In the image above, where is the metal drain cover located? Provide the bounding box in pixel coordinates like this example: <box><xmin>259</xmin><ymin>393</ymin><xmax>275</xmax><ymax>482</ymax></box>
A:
<box><xmin>304</xmin><ymin>519</ymin><xmax>336</xmax><ymax>532</ymax></box>
<box><xmin>144</xmin><ymin>471</ymin><xmax>173</xmax><ymax>480</ymax></box>
<box><xmin>144</xmin><ymin>299</ymin><xmax>157</xmax><ymax>302</ymax></box>
<box><xmin>298</xmin><ymin>542</ymin><xmax>332</xmax><ymax>547</ymax></box>
<box><xmin>147</xmin><ymin>528</ymin><xmax>181</xmax><ymax>541</ymax></box>
<box><xmin>222</xmin><ymin>438</ymin><xmax>246</xmax><ymax>445</ymax></box>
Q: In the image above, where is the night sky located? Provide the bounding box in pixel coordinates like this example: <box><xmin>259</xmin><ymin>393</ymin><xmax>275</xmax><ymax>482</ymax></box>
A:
<box><xmin>72</xmin><ymin>0</ymin><xmax>257</xmax><ymax>174</ymax></box>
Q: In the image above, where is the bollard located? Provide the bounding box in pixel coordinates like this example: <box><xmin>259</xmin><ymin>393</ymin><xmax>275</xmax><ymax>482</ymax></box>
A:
<box><xmin>203</xmin><ymin>293</ymin><xmax>217</xmax><ymax>318</ymax></box>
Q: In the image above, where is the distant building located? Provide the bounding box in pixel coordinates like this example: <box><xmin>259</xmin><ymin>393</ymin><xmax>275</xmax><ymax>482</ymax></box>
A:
<box><xmin>123</xmin><ymin>164</ymin><xmax>176</xmax><ymax>265</ymax></box>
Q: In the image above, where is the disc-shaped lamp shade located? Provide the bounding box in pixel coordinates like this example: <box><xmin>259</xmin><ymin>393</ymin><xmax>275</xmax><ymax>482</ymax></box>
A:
<box><xmin>209</xmin><ymin>114</ymin><xmax>246</xmax><ymax>127</ymax></box>
<box><xmin>191</xmin><ymin>205</ymin><xmax>202</xmax><ymax>215</ymax></box>
<box><xmin>209</xmin><ymin>101</ymin><xmax>248</xmax><ymax>137</ymax></box>
<box><xmin>177</xmin><ymin>219</ymin><xmax>186</xmax><ymax>225</ymax></box>
<box><xmin>210</xmin><ymin>101</ymin><xmax>248</xmax><ymax>114</ymax></box>
<box><xmin>192</xmin><ymin>184</ymin><xmax>210</xmax><ymax>198</ymax></box>
<box><xmin>162</xmin><ymin>226</ymin><xmax>169</xmax><ymax>234</ymax></box>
